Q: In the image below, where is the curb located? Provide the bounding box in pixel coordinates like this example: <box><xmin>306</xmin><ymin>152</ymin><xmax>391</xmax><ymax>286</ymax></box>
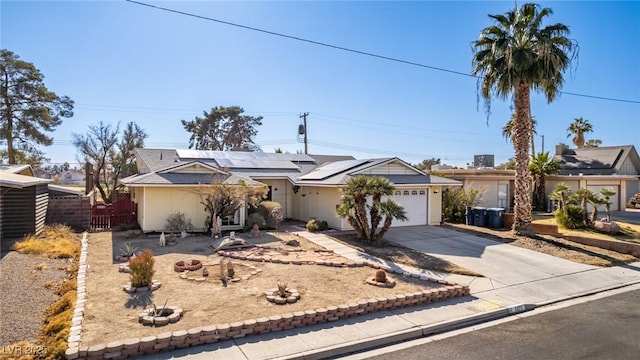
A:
<box><xmin>274</xmin><ymin>304</ymin><xmax>532</xmax><ymax>360</ymax></box>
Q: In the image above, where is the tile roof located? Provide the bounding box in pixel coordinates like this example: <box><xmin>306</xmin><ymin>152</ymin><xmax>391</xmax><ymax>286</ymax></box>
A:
<box><xmin>555</xmin><ymin>145</ymin><xmax>639</xmax><ymax>175</ymax></box>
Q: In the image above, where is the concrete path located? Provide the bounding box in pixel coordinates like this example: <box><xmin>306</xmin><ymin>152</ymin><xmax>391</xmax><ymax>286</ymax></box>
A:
<box><xmin>138</xmin><ymin>226</ymin><xmax>640</xmax><ymax>360</ymax></box>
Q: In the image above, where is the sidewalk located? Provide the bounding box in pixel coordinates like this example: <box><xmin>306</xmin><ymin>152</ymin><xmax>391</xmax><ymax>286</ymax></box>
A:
<box><xmin>139</xmin><ymin>226</ymin><xmax>640</xmax><ymax>359</ymax></box>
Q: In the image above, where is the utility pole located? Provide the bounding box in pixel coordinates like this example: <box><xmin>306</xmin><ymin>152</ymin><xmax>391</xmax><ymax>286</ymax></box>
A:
<box><xmin>541</xmin><ymin>135</ymin><xmax>545</xmax><ymax>153</ymax></box>
<box><xmin>299</xmin><ymin>112</ymin><xmax>309</xmax><ymax>154</ymax></box>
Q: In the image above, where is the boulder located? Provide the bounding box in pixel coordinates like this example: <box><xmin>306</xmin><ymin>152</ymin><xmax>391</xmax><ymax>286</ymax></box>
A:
<box><xmin>592</xmin><ymin>221</ymin><xmax>621</xmax><ymax>235</ymax></box>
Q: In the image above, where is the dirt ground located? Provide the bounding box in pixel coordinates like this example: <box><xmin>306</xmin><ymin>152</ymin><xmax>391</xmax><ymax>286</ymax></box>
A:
<box><xmin>81</xmin><ymin>230</ymin><xmax>444</xmax><ymax>346</ymax></box>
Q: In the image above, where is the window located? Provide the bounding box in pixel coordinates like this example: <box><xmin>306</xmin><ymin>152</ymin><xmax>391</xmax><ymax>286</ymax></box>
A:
<box><xmin>222</xmin><ymin>210</ymin><xmax>240</xmax><ymax>226</ymax></box>
<box><xmin>498</xmin><ymin>183</ymin><xmax>508</xmax><ymax>208</ymax></box>
<box><xmin>394</xmin><ymin>190</ymin><xmax>401</xmax><ymax>196</ymax></box>
<box><xmin>403</xmin><ymin>190</ymin><xmax>410</xmax><ymax>195</ymax></box>
<box><xmin>419</xmin><ymin>190</ymin><xmax>426</xmax><ymax>195</ymax></box>
<box><xmin>411</xmin><ymin>190</ymin><xmax>418</xmax><ymax>195</ymax></box>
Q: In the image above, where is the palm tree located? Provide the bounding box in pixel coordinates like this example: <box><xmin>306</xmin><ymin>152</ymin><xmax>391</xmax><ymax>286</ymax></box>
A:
<box><xmin>567</xmin><ymin>117</ymin><xmax>593</xmax><ymax>148</ymax></box>
<box><xmin>336</xmin><ymin>175</ymin><xmax>406</xmax><ymax>244</ymax></box>
<box><xmin>599</xmin><ymin>187</ymin><xmax>616</xmax><ymax>222</ymax></box>
<box><xmin>571</xmin><ymin>188</ymin><xmax>594</xmax><ymax>227</ymax></box>
<box><xmin>502</xmin><ymin>113</ymin><xmax>538</xmax><ymax>155</ymax></box>
<box><xmin>473</xmin><ymin>3</ymin><xmax>577</xmax><ymax>235</ymax></box>
<box><xmin>550</xmin><ymin>182</ymin><xmax>571</xmax><ymax>212</ymax></box>
<box><xmin>585</xmin><ymin>139</ymin><xmax>602</xmax><ymax>148</ymax></box>
<box><xmin>529</xmin><ymin>152</ymin><xmax>561</xmax><ymax>211</ymax></box>
<box><xmin>589</xmin><ymin>194</ymin><xmax>607</xmax><ymax>224</ymax></box>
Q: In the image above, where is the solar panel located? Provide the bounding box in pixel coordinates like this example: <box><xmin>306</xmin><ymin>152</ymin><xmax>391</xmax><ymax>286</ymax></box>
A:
<box><xmin>298</xmin><ymin>159</ymin><xmax>369</xmax><ymax>180</ymax></box>
<box><xmin>175</xmin><ymin>149</ymin><xmax>309</xmax><ymax>169</ymax></box>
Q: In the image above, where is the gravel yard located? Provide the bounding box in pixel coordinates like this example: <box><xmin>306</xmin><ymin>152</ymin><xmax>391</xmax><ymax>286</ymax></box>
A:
<box><xmin>0</xmin><ymin>251</ymin><xmax>69</xmax><ymax>346</ymax></box>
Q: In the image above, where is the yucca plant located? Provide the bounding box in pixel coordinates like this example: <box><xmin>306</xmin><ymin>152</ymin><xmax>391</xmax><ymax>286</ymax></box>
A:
<box><xmin>276</xmin><ymin>281</ymin><xmax>289</xmax><ymax>298</ymax></box>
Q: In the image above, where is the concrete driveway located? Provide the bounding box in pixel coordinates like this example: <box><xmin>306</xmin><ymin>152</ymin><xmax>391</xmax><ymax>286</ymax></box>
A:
<box><xmin>612</xmin><ymin>210</ymin><xmax>640</xmax><ymax>225</ymax></box>
<box><xmin>383</xmin><ymin>226</ymin><xmax>596</xmax><ymax>291</ymax></box>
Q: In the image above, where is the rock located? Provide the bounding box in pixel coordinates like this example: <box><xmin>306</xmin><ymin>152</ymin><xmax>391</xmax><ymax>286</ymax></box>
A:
<box><xmin>592</xmin><ymin>221</ymin><xmax>621</xmax><ymax>235</ymax></box>
<box><xmin>282</xmin><ymin>239</ymin><xmax>300</xmax><ymax>247</ymax></box>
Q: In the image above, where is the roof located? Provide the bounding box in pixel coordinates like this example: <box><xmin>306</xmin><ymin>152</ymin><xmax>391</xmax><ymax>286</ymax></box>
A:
<box><xmin>125</xmin><ymin>149</ymin><xmax>461</xmax><ymax>188</ymax></box>
<box><xmin>48</xmin><ymin>184</ymin><xmax>84</xmax><ymax>195</ymax></box>
<box><xmin>0</xmin><ymin>169</ymin><xmax>51</xmax><ymax>188</ymax></box>
<box><xmin>0</xmin><ymin>164</ymin><xmax>34</xmax><ymax>176</ymax></box>
<box><xmin>555</xmin><ymin>145</ymin><xmax>640</xmax><ymax>175</ymax></box>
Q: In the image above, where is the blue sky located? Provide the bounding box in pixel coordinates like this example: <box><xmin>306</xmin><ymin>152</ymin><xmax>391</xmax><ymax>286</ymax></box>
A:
<box><xmin>2</xmin><ymin>1</ymin><xmax>639</xmax><ymax>168</ymax></box>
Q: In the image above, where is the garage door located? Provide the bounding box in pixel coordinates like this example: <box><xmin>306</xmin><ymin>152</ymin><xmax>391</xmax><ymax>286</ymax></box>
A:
<box><xmin>389</xmin><ymin>189</ymin><xmax>428</xmax><ymax>226</ymax></box>
<box><xmin>587</xmin><ymin>185</ymin><xmax>620</xmax><ymax>211</ymax></box>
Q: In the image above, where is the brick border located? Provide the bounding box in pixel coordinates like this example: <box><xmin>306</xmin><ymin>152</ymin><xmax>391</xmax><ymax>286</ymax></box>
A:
<box><xmin>65</xmin><ymin>243</ymin><xmax>470</xmax><ymax>359</ymax></box>
<box><xmin>65</xmin><ymin>232</ymin><xmax>88</xmax><ymax>358</ymax></box>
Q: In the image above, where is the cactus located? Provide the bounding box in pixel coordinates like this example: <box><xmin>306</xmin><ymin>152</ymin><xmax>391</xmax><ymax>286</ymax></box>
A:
<box><xmin>374</xmin><ymin>269</ymin><xmax>387</xmax><ymax>283</ymax></box>
<box><xmin>227</xmin><ymin>261</ymin><xmax>235</xmax><ymax>278</ymax></box>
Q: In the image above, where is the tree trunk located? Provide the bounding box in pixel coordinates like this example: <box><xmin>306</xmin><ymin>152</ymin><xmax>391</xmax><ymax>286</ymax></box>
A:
<box><xmin>2</xmin><ymin>70</ymin><xmax>15</xmax><ymax>164</ymax></box>
<box><xmin>537</xmin><ymin>178</ymin><xmax>546</xmax><ymax>212</ymax></box>
<box><xmin>512</xmin><ymin>82</ymin><xmax>533</xmax><ymax>236</ymax></box>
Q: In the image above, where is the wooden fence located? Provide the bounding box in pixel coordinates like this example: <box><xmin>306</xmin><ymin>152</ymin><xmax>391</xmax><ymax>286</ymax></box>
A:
<box><xmin>91</xmin><ymin>197</ymin><xmax>137</xmax><ymax>230</ymax></box>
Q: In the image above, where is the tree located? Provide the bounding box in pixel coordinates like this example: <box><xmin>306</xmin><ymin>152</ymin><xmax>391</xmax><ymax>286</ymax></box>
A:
<box><xmin>529</xmin><ymin>152</ymin><xmax>561</xmax><ymax>211</ymax></box>
<box><xmin>73</xmin><ymin>121</ymin><xmax>147</xmax><ymax>203</ymax></box>
<box><xmin>502</xmin><ymin>113</ymin><xmax>537</xmax><ymax>155</ymax></box>
<box><xmin>336</xmin><ymin>176</ymin><xmax>407</xmax><ymax>244</ymax></box>
<box><xmin>1</xmin><ymin>49</ymin><xmax>74</xmax><ymax>165</ymax></box>
<box><xmin>585</xmin><ymin>139</ymin><xmax>602</xmax><ymax>148</ymax></box>
<box><xmin>495</xmin><ymin>157</ymin><xmax>516</xmax><ymax>170</ymax></box>
<box><xmin>567</xmin><ymin>117</ymin><xmax>593</xmax><ymax>148</ymax></box>
<box><xmin>570</xmin><ymin>188</ymin><xmax>594</xmax><ymax>227</ymax></box>
<box><xmin>550</xmin><ymin>182</ymin><xmax>571</xmax><ymax>212</ymax></box>
<box><xmin>472</xmin><ymin>3</ymin><xmax>577</xmax><ymax>235</ymax></box>
<box><xmin>599</xmin><ymin>187</ymin><xmax>616</xmax><ymax>222</ymax></box>
<box><xmin>181</xmin><ymin>106</ymin><xmax>263</xmax><ymax>151</ymax></box>
<box><xmin>415</xmin><ymin>158</ymin><xmax>441</xmax><ymax>171</ymax></box>
<box><xmin>193</xmin><ymin>175</ymin><xmax>267</xmax><ymax>233</ymax></box>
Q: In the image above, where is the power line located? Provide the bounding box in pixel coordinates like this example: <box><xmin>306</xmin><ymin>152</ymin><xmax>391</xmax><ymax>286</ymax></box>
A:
<box><xmin>126</xmin><ymin>0</ymin><xmax>640</xmax><ymax>105</ymax></box>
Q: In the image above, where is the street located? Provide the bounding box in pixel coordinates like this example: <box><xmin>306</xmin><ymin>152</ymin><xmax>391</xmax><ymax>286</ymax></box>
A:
<box><xmin>363</xmin><ymin>289</ymin><xmax>640</xmax><ymax>360</ymax></box>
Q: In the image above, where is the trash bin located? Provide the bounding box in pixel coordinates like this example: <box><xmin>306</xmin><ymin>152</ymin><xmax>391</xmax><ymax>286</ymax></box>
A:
<box><xmin>472</xmin><ymin>207</ymin><xmax>488</xmax><ymax>227</ymax></box>
<box><xmin>487</xmin><ymin>208</ymin><xmax>505</xmax><ymax>229</ymax></box>
<box><xmin>465</xmin><ymin>206</ymin><xmax>474</xmax><ymax>225</ymax></box>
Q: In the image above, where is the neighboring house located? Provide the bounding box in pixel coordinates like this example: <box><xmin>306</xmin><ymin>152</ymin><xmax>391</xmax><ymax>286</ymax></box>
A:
<box><xmin>119</xmin><ymin>149</ymin><xmax>461</xmax><ymax>232</ymax></box>
<box><xmin>438</xmin><ymin>144</ymin><xmax>640</xmax><ymax>212</ymax></box>
<box><xmin>0</xmin><ymin>164</ymin><xmax>51</xmax><ymax>245</ymax></box>
<box><xmin>59</xmin><ymin>169</ymin><xmax>85</xmax><ymax>185</ymax></box>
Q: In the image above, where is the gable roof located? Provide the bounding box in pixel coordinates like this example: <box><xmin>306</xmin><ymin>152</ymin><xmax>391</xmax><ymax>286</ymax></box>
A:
<box><xmin>0</xmin><ymin>165</ymin><xmax>51</xmax><ymax>188</ymax></box>
<box><xmin>555</xmin><ymin>145</ymin><xmax>640</xmax><ymax>175</ymax></box>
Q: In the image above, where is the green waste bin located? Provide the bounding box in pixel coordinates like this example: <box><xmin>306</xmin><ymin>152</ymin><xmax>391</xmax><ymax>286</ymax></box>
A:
<box><xmin>487</xmin><ymin>208</ymin><xmax>505</xmax><ymax>229</ymax></box>
<box><xmin>472</xmin><ymin>207</ymin><xmax>488</xmax><ymax>227</ymax></box>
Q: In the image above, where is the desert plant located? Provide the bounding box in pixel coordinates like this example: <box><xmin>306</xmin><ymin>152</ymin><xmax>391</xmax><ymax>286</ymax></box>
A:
<box><xmin>227</xmin><ymin>261</ymin><xmax>235</xmax><ymax>278</ymax></box>
<box><xmin>129</xmin><ymin>249</ymin><xmax>155</xmax><ymax>288</ymax></box>
<box><xmin>570</xmin><ymin>188</ymin><xmax>594</xmax><ymax>227</ymax></box>
<box><xmin>271</xmin><ymin>207</ymin><xmax>284</xmax><ymax>231</ymax></box>
<box><xmin>442</xmin><ymin>187</ymin><xmax>482</xmax><ymax>223</ymax></box>
<box><xmin>245</xmin><ymin>212</ymin><xmax>266</xmax><ymax>231</ymax></box>
<box><xmin>151</xmin><ymin>299</ymin><xmax>169</xmax><ymax>317</ymax></box>
<box><xmin>374</xmin><ymin>269</ymin><xmax>387</xmax><ymax>283</ymax></box>
<box><xmin>599</xmin><ymin>187</ymin><xmax>616</xmax><ymax>222</ymax></box>
<box><xmin>276</xmin><ymin>281</ymin><xmax>288</xmax><ymax>298</ymax></box>
<box><xmin>556</xmin><ymin>204</ymin><xmax>584</xmax><ymax>229</ymax></box>
<box><xmin>119</xmin><ymin>242</ymin><xmax>138</xmax><ymax>257</ymax></box>
<box><xmin>306</xmin><ymin>219</ymin><xmax>321</xmax><ymax>232</ymax></box>
<box><xmin>164</xmin><ymin>211</ymin><xmax>193</xmax><ymax>234</ymax></box>
<box><xmin>258</xmin><ymin>201</ymin><xmax>283</xmax><ymax>229</ymax></box>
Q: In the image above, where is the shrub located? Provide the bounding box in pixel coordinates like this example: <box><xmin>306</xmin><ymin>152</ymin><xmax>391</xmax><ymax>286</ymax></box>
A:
<box><xmin>245</xmin><ymin>212</ymin><xmax>266</xmax><ymax>231</ymax></box>
<box><xmin>556</xmin><ymin>204</ymin><xmax>585</xmax><ymax>229</ymax></box>
<box><xmin>258</xmin><ymin>201</ymin><xmax>283</xmax><ymax>229</ymax></box>
<box><xmin>442</xmin><ymin>187</ymin><xmax>482</xmax><ymax>223</ymax></box>
<box><xmin>164</xmin><ymin>211</ymin><xmax>193</xmax><ymax>233</ymax></box>
<box><xmin>306</xmin><ymin>219</ymin><xmax>329</xmax><ymax>232</ymax></box>
<box><xmin>374</xmin><ymin>269</ymin><xmax>387</xmax><ymax>282</ymax></box>
<box><xmin>129</xmin><ymin>249</ymin><xmax>155</xmax><ymax>288</ymax></box>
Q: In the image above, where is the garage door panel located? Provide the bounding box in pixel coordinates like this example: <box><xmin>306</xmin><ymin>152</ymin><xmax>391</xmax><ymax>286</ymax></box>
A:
<box><xmin>389</xmin><ymin>191</ymin><xmax>427</xmax><ymax>226</ymax></box>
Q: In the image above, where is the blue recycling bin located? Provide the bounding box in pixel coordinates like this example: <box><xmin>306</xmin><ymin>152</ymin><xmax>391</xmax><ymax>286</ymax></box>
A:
<box><xmin>472</xmin><ymin>207</ymin><xmax>488</xmax><ymax>227</ymax></box>
<box><xmin>465</xmin><ymin>206</ymin><xmax>474</xmax><ymax>225</ymax></box>
<box><xmin>487</xmin><ymin>208</ymin><xmax>505</xmax><ymax>229</ymax></box>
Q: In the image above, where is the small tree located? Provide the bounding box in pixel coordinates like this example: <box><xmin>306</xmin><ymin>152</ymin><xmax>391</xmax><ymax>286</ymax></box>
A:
<box><xmin>442</xmin><ymin>187</ymin><xmax>482</xmax><ymax>223</ymax></box>
<box><xmin>599</xmin><ymin>187</ymin><xmax>616</xmax><ymax>222</ymax></box>
<box><xmin>193</xmin><ymin>175</ymin><xmax>266</xmax><ymax>233</ymax></box>
<box><xmin>570</xmin><ymin>188</ymin><xmax>594</xmax><ymax>227</ymax></box>
<box><xmin>129</xmin><ymin>249</ymin><xmax>155</xmax><ymax>288</ymax></box>
<box><xmin>529</xmin><ymin>152</ymin><xmax>561</xmax><ymax>211</ymax></box>
<box><xmin>270</xmin><ymin>207</ymin><xmax>283</xmax><ymax>231</ymax></box>
<box><xmin>550</xmin><ymin>183</ymin><xmax>571</xmax><ymax>212</ymax></box>
<box><xmin>336</xmin><ymin>176</ymin><xmax>407</xmax><ymax>244</ymax></box>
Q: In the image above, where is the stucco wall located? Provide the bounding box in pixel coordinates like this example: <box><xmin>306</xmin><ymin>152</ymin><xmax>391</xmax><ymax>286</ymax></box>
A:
<box><xmin>257</xmin><ymin>179</ymin><xmax>291</xmax><ymax>219</ymax></box>
<box><xmin>291</xmin><ymin>186</ymin><xmax>345</xmax><ymax>229</ymax></box>
<box><xmin>463</xmin><ymin>180</ymin><xmax>498</xmax><ymax>209</ymax></box>
<box><xmin>136</xmin><ymin>187</ymin><xmax>213</xmax><ymax>232</ymax></box>
<box><xmin>428</xmin><ymin>187</ymin><xmax>441</xmax><ymax>225</ymax></box>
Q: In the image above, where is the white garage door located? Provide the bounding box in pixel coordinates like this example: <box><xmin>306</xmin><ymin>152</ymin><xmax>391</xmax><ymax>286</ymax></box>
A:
<box><xmin>389</xmin><ymin>189</ymin><xmax>428</xmax><ymax>226</ymax></box>
<box><xmin>587</xmin><ymin>185</ymin><xmax>620</xmax><ymax>211</ymax></box>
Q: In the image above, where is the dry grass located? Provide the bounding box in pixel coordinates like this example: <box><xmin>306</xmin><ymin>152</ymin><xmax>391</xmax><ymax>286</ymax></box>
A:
<box><xmin>13</xmin><ymin>225</ymin><xmax>80</xmax><ymax>259</ymax></box>
<box><xmin>534</xmin><ymin>218</ymin><xmax>640</xmax><ymax>244</ymax></box>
